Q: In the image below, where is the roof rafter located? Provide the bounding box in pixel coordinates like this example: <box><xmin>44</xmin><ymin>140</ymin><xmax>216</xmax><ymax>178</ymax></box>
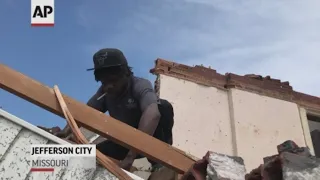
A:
<box><xmin>0</xmin><ymin>63</ymin><xmax>195</xmax><ymax>173</ymax></box>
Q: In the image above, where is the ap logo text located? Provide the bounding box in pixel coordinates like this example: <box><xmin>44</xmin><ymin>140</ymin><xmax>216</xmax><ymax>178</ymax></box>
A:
<box><xmin>31</xmin><ymin>0</ymin><xmax>54</xmax><ymax>27</ymax></box>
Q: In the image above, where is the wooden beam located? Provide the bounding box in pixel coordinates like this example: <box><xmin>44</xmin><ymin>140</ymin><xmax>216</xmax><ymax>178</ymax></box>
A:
<box><xmin>0</xmin><ymin>63</ymin><xmax>194</xmax><ymax>173</ymax></box>
<box><xmin>0</xmin><ymin>64</ymin><xmax>194</xmax><ymax>173</ymax></box>
<box><xmin>53</xmin><ymin>85</ymin><xmax>132</xmax><ymax>180</ymax></box>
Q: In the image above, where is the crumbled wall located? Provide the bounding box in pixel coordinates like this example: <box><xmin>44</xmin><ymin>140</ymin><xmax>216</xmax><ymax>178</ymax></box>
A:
<box><xmin>157</xmin><ymin>74</ymin><xmax>307</xmax><ymax>171</ymax></box>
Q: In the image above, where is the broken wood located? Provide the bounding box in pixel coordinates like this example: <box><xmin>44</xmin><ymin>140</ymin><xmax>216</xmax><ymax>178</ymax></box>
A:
<box><xmin>53</xmin><ymin>85</ymin><xmax>132</xmax><ymax>180</ymax></box>
<box><xmin>0</xmin><ymin>63</ymin><xmax>194</xmax><ymax>173</ymax></box>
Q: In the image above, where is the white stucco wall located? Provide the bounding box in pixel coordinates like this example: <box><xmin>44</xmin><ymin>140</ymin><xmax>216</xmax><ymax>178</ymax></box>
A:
<box><xmin>158</xmin><ymin>75</ymin><xmax>234</xmax><ymax>158</ymax></box>
<box><xmin>158</xmin><ymin>75</ymin><xmax>308</xmax><ymax>171</ymax></box>
<box><xmin>229</xmin><ymin>88</ymin><xmax>306</xmax><ymax>171</ymax></box>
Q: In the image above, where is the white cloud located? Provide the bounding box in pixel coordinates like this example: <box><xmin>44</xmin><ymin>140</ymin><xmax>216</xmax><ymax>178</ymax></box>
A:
<box><xmin>77</xmin><ymin>0</ymin><xmax>320</xmax><ymax>96</ymax></box>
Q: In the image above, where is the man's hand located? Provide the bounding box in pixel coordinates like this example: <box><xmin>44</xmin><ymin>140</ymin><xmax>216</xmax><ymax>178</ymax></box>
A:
<box><xmin>53</xmin><ymin>130</ymin><xmax>70</xmax><ymax>138</ymax></box>
<box><xmin>52</xmin><ymin>125</ymin><xmax>72</xmax><ymax>138</ymax></box>
<box><xmin>37</xmin><ymin>126</ymin><xmax>61</xmax><ymax>134</ymax></box>
<box><xmin>119</xmin><ymin>156</ymin><xmax>135</xmax><ymax>171</ymax></box>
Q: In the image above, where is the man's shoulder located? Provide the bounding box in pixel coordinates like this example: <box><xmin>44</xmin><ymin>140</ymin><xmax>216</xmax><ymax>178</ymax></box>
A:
<box><xmin>130</xmin><ymin>76</ymin><xmax>155</xmax><ymax>97</ymax></box>
<box><xmin>131</xmin><ymin>76</ymin><xmax>153</xmax><ymax>88</ymax></box>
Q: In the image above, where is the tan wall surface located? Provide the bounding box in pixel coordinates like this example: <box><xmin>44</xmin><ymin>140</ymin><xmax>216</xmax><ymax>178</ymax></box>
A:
<box><xmin>229</xmin><ymin>88</ymin><xmax>306</xmax><ymax>171</ymax></box>
<box><xmin>158</xmin><ymin>75</ymin><xmax>235</xmax><ymax>158</ymax></box>
<box><xmin>158</xmin><ymin>75</ymin><xmax>307</xmax><ymax>172</ymax></box>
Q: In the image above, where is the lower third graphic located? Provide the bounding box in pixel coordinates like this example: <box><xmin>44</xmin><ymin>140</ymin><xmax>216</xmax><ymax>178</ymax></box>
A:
<box><xmin>29</xmin><ymin>144</ymin><xmax>96</xmax><ymax>172</ymax></box>
<box><xmin>31</xmin><ymin>159</ymin><xmax>69</xmax><ymax>172</ymax></box>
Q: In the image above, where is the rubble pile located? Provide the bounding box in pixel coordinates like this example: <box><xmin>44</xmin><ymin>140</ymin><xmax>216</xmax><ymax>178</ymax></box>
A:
<box><xmin>180</xmin><ymin>151</ymin><xmax>246</xmax><ymax>180</ymax></box>
<box><xmin>181</xmin><ymin>140</ymin><xmax>320</xmax><ymax>180</ymax></box>
<box><xmin>245</xmin><ymin>140</ymin><xmax>320</xmax><ymax>180</ymax></box>
<box><xmin>37</xmin><ymin>125</ymin><xmax>320</xmax><ymax>180</ymax></box>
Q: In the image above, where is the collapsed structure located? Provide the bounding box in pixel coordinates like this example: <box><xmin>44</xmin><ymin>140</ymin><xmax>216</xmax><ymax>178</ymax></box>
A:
<box><xmin>0</xmin><ymin>58</ymin><xmax>320</xmax><ymax>179</ymax></box>
<box><xmin>150</xmin><ymin>59</ymin><xmax>320</xmax><ymax>171</ymax></box>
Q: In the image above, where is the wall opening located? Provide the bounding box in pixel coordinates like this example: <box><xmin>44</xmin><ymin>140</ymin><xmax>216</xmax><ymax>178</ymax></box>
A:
<box><xmin>308</xmin><ymin>113</ymin><xmax>320</xmax><ymax>157</ymax></box>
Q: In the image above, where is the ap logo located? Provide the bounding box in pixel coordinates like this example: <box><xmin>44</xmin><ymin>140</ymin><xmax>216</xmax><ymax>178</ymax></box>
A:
<box><xmin>31</xmin><ymin>0</ymin><xmax>54</xmax><ymax>27</ymax></box>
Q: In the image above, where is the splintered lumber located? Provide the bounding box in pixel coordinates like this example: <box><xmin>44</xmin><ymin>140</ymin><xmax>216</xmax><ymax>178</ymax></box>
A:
<box><xmin>53</xmin><ymin>85</ymin><xmax>132</xmax><ymax>180</ymax></box>
<box><xmin>0</xmin><ymin>63</ymin><xmax>194</xmax><ymax>173</ymax></box>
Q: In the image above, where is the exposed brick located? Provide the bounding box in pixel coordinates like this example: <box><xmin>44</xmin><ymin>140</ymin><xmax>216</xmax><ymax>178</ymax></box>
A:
<box><xmin>265</xmin><ymin>75</ymin><xmax>271</xmax><ymax>80</ymax></box>
<box><xmin>244</xmin><ymin>74</ymin><xmax>263</xmax><ymax>80</ymax></box>
<box><xmin>282</xmin><ymin>81</ymin><xmax>290</xmax><ymax>86</ymax></box>
<box><xmin>151</xmin><ymin>58</ymin><xmax>320</xmax><ymax>112</ymax></box>
<box><xmin>193</xmin><ymin>65</ymin><xmax>217</xmax><ymax>77</ymax></box>
<box><xmin>293</xmin><ymin>92</ymin><xmax>320</xmax><ymax>110</ymax></box>
<box><xmin>151</xmin><ymin>58</ymin><xmax>226</xmax><ymax>89</ymax></box>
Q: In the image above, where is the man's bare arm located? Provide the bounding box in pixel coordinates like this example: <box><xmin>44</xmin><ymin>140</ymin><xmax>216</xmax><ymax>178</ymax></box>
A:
<box><xmin>126</xmin><ymin>103</ymin><xmax>161</xmax><ymax>159</ymax></box>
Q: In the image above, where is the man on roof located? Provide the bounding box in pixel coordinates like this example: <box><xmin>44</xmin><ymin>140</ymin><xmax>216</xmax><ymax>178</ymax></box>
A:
<box><xmin>55</xmin><ymin>48</ymin><xmax>174</xmax><ymax>171</ymax></box>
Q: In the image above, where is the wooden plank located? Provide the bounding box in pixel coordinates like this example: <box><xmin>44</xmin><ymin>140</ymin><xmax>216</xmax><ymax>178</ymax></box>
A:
<box><xmin>53</xmin><ymin>85</ymin><xmax>132</xmax><ymax>180</ymax></box>
<box><xmin>0</xmin><ymin>63</ymin><xmax>194</xmax><ymax>173</ymax></box>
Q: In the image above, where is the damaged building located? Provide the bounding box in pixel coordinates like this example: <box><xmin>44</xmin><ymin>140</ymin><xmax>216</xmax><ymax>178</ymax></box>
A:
<box><xmin>0</xmin><ymin>58</ymin><xmax>320</xmax><ymax>179</ymax></box>
<box><xmin>150</xmin><ymin>59</ymin><xmax>320</xmax><ymax>172</ymax></box>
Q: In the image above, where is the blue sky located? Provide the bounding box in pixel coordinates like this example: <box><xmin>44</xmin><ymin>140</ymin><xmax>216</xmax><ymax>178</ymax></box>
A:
<box><xmin>0</xmin><ymin>0</ymin><xmax>319</xmax><ymax>128</ymax></box>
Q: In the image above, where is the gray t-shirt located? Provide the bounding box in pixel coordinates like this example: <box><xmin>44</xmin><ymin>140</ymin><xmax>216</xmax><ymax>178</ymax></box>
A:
<box><xmin>87</xmin><ymin>76</ymin><xmax>159</xmax><ymax>128</ymax></box>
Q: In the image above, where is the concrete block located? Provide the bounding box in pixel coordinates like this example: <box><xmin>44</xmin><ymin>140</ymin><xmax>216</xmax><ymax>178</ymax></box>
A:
<box><xmin>281</xmin><ymin>152</ymin><xmax>320</xmax><ymax>180</ymax></box>
<box><xmin>206</xmin><ymin>152</ymin><xmax>246</xmax><ymax>180</ymax></box>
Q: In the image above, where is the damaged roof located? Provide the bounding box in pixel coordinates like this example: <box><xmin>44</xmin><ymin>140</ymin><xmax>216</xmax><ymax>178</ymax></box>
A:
<box><xmin>0</xmin><ymin>109</ymin><xmax>143</xmax><ymax>180</ymax></box>
<box><xmin>150</xmin><ymin>58</ymin><xmax>320</xmax><ymax>112</ymax></box>
<box><xmin>0</xmin><ymin>63</ymin><xmax>196</xmax><ymax>175</ymax></box>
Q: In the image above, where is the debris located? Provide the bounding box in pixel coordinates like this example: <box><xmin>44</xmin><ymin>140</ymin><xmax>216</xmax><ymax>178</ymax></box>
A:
<box><xmin>180</xmin><ymin>151</ymin><xmax>245</xmax><ymax>180</ymax></box>
<box><xmin>148</xmin><ymin>166</ymin><xmax>177</xmax><ymax>180</ymax></box>
<box><xmin>281</xmin><ymin>152</ymin><xmax>320</xmax><ymax>179</ymax></box>
<box><xmin>206</xmin><ymin>152</ymin><xmax>246</xmax><ymax>180</ymax></box>
<box><xmin>2</xmin><ymin>61</ymin><xmax>320</xmax><ymax>179</ymax></box>
<box><xmin>244</xmin><ymin>74</ymin><xmax>263</xmax><ymax>80</ymax></box>
<box><xmin>246</xmin><ymin>140</ymin><xmax>320</xmax><ymax>180</ymax></box>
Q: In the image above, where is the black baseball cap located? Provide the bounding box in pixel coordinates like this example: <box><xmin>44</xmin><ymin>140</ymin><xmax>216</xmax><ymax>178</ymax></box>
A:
<box><xmin>86</xmin><ymin>48</ymin><xmax>128</xmax><ymax>71</ymax></box>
